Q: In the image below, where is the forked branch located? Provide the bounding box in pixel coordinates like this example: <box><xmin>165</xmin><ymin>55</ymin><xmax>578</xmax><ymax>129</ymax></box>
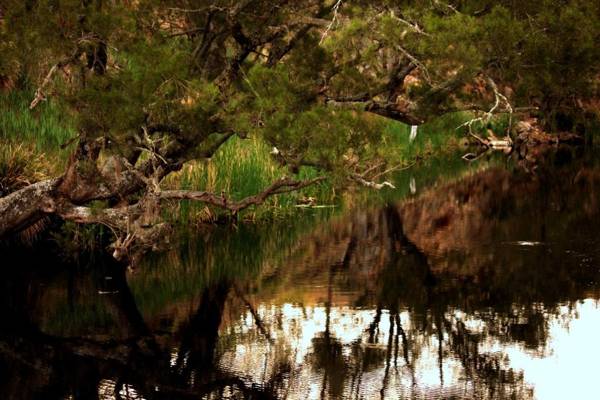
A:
<box><xmin>458</xmin><ymin>76</ymin><xmax>514</xmax><ymax>150</ymax></box>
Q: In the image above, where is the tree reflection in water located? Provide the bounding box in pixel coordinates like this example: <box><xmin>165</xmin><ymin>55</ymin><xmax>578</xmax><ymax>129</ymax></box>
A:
<box><xmin>2</xmin><ymin>154</ymin><xmax>600</xmax><ymax>399</ymax></box>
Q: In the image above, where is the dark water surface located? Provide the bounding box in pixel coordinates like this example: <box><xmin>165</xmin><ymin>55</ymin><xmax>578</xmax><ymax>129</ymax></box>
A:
<box><xmin>3</xmin><ymin>149</ymin><xmax>600</xmax><ymax>399</ymax></box>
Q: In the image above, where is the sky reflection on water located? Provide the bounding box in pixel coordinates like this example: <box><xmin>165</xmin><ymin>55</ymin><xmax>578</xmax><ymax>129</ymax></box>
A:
<box><xmin>212</xmin><ymin>299</ymin><xmax>600</xmax><ymax>400</ymax></box>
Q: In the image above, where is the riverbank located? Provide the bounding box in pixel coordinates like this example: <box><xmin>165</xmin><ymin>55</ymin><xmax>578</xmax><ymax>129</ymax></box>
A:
<box><xmin>0</xmin><ymin>90</ymin><xmax>467</xmax><ymax>227</ymax></box>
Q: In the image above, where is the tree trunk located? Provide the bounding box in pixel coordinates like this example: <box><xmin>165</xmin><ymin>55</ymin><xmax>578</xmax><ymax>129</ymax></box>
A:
<box><xmin>0</xmin><ymin>179</ymin><xmax>59</xmax><ymax>237</ymax></box>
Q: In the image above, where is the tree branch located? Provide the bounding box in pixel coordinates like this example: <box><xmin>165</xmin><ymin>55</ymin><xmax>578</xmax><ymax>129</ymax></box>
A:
<box><xmin>160</xmin><ymin>176</ymin><xmax>325</xmax><ymax>213</ymax></box>
<box><xmin>457</xmin><ymin>76</ymin><xmax>514</xmax><ymax>148</ymax></box>
<box><xmin>320</xmin><ymin>0</ymin><xmax>343</xmax><ymax>44</ymax></box>
<box><xmin>30</xmin><ymin>48</ymin><xmax>82</xmax><ymax>109</ymax></box>
<box><xmin>350</xmin><ymin>174</ymin><xmax>395</xmax><ymax>190</ymax></box>
<box><xmin>55</xmin><ymin>203</ymin><xmax>132</xmax><ymax>229</ymax></box>
<box><xmin>0</xmin><ymin>178</ymin><xmax>59</xmax><ymax>237</ymax></box>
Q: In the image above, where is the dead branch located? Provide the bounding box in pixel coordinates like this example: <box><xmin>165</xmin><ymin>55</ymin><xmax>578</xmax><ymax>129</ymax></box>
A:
<box><xmin>395</xmin><ymin>45</ymin><xmax>431</xmax><ymax>84</ymax></box>
<box><xmin>167</xmin><ymin>27</ymin><xmax>206</xmax><ymax>38</ymax></box>
<box><xmin>360</xmin><ymin>161</ymin><xmax>386</xmax><ymax>178</ymax></box>
<box><xmin>30</xmin><ymin>48</ymin><xmax>82</xmax><ymax>109</ymax></box>
<box><xmin>160</xmin><ymin>176</ymin><xmax>325</xmax><ymax>213</ymax></box>
<box><xmin>350</xmin><ymin>173</ymin><xmax>396</xmax><ymax>190</ymax></box>
<box><xmin>462</xmin><ymin>150</ymin><xmax>491</xmax><ymax>162</ymax></box>
<box><xmin>433</xmin><ymin>0</ymin><xmax>460</xmax><ymax>14</ymax></box>
<box><xmin>388</xmin><ymin>10</ymin><xmax>430</xmax><ymax>37</ymax></box>
<box><xmin>458</xmin><ymin>76</ymin><xmax>514</xmax><ymax>150</ymax></box>
<box><xmin>167</xmin><ymin>6</ymin><xmax>227</xmax><ymax>13</ymax></box>
<box><xmin>320</xmin><ymin>0</ymin><xmax>343</xmax><ymax>44</ymax></box>
<box><xmin>458</xmin><ymin>77</ymin><xmax>512</xmax><ymax>129</ymax></box>
<box><xmin>0</xmin><ymin>178</ymin><xmax>59</xmax><ymax>237</ymax></box>
<box><xmin>56</xmin><ymin>203</ymin><xmax>133</xmax><ymax>229</ymax></box>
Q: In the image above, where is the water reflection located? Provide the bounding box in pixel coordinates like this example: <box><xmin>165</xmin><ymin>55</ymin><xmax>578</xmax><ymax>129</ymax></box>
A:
<box><xmin>2</xmin><ymin>152</ymin><xmax>600</xmax><ymax>399</ymax></box>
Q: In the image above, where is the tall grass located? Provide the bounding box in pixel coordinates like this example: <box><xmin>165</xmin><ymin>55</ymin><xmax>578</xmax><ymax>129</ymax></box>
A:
<box><xmin>0</xmin><ymin>141</ymin><xmax>53</xmax><ymax>195</ymax></box>
<box><xmin>0</xmin><ymin>90</ymin><xmax>74</xmax><ymax>159</ymax></box>
<box><xmin>165</xmin><ymin>135</ymin><xmax>335</xmax><ymax>224</ymax></box>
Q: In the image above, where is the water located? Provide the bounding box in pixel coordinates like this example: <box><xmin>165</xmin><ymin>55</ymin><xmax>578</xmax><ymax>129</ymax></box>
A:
<box><xmin>2</xmin><ymin>149</ymin><xmax>600</xmax><ymax>399</ymax></box>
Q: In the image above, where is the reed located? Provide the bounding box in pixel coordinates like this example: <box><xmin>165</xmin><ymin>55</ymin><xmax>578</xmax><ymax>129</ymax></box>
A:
<box><xmin>165</xmin><ymin>135</ymin><xmax>335</xmax><ymax>225</ymax></box>
<box><xmin>0</xmin><ymin>90</ymin><xmax>74</xmax><ymax>157</ymax></box>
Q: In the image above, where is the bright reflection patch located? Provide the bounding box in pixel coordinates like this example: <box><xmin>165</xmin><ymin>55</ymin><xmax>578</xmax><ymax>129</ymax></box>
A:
<box><xmin>213</xmin><ymin>300</ymin><xmax>600</xmax><ymax>399</ymax></box>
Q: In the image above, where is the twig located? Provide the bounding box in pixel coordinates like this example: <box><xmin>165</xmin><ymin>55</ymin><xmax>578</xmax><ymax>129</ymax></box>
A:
<box><xmin>388</xmin><ymin>10</ymin><xmax>430</xmax><ymax>37</ymax></box>
<box><xmin>371</xmin><ymin>161</ymin><xmax>416</xmax><ymax>180</ymax></box>
<box><xmin>320</xmin><ymin>0</ymin><xmax>343</xmax><ymax>44</ymax></box>
<box><xmin>396</xmin><ymin>45</ymin><xmax>431</xmax><ymax>84</ymax></box>
<box><xmin>166</xmin><ymin>27</ymin><xmax>205</xmax><ymax>38</ymax></box>
<box><xmin>167</xmin><ymin>6</ymin><xmax>226</xmax><ymax>13</ymax></box>
<box><xmin>359</xmin><ymin>162</ymin><xmax>386</xmax><ymax>178</ymax></box>
<box><xmin>433</xmin><ymin>0</ymin><xmax>460</xmax><ymax>14</ymax></box>
<box><xmin>457</xmin><ymin>76</ymin><xmax>514</xmax><ymax>145</ymax></box>
<box><xmin>30</xmin><ymin>48</ymin><xmax>82</xmax><ymax>109</ymax></box>
<box><xmin>462</xmin><ymin>150</ymin><xmax>490</xmax><ymax>162</ymax></box>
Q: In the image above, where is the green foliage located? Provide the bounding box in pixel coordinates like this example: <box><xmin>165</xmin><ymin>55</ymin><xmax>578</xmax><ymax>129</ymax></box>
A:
<box><xmin>321</xmin><ymin>1</ymin><xmax>599</xmax><ymax>128</ymax></box>
<box><xmin>512</xmin><ymin>1</ymin><xmax>599</xmax><ymax>126</ymax></box>
<box><xmin>166</xmin><ymin>112</ymin><xmax>465</xmax><ymax>225</ymax></box>
<box><xmin>73</xmin><ymin>40</ymin><xmax>208</xmax><ymax>136</ymax></box>
<box><xmin>240</xmin><ymin>63</ymin><xmax>388</xmax><ymax>172</ymax></box>
<box><xmin>0</xmin><ymin>0</ymin><xmax>597</xmax><ymax>232</ymax></box>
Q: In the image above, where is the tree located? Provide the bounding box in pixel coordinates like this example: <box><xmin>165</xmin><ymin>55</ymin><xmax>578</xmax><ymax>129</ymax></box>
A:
<box><xmin>0</xmin><ymin>0</ymin><xmax>598</xmax><ymax>265</ymax></box>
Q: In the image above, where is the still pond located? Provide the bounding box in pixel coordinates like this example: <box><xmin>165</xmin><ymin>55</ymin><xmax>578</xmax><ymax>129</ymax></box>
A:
<box><xmin>3</xmin><ymin>148</ymin><xmax>600</xmax><ymax>399</ymax></box>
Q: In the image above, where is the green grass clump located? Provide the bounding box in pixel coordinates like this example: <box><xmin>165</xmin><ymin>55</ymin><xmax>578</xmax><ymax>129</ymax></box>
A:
<box><xmin>0</xmin><ymin>140</ymin><xmax>54</xmax><ymax>195</ymax></box>
<box><xmin>0</xmin><ymin>90</ymin><xmax>75</xmax><ymax>157</ymax></box>
<box><xmin>165</xmin><ymin>135</ymin><xmax>334</xmax><ymax>225</ymax></box>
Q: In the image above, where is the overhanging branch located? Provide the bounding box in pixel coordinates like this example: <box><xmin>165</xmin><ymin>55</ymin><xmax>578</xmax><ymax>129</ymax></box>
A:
<box><xmin>160</xmin><ymin>176</ymin><xmax>325</xmax><ymax>213</ymax></box>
